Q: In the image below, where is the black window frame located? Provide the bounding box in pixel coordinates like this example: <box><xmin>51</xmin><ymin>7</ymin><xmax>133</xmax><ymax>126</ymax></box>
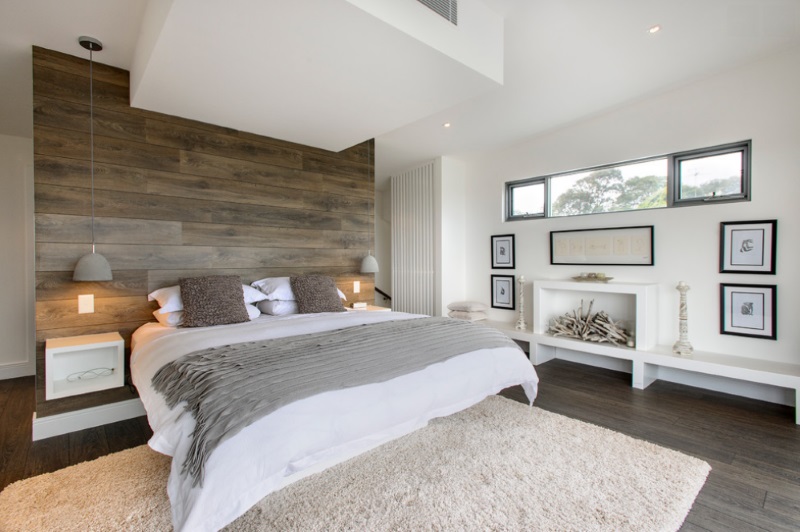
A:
<box><xmin>505</xmin><ymin>140</ymin><xmax>751</xmax><ymax>222</ymax></box>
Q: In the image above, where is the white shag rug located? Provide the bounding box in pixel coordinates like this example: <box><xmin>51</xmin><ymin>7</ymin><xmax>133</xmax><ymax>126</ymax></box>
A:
<box><xmin>0</xmin><ymin>396</ymin><xmax>710</xmax><ymax>531</ymax></box>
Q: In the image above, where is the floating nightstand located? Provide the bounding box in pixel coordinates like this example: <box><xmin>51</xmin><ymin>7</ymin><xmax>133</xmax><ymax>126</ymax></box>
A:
<box><xmin>45</xmin><ymin>332</ymin><xmax>124</xmax><ymax>400</ymax></box>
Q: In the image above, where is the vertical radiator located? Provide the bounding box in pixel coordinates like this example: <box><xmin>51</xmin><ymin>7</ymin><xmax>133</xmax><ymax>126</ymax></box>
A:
<box><xmin>391</xmin><ymin>162</ymin><xmax>435</xmax><ymax>315</ymax></box>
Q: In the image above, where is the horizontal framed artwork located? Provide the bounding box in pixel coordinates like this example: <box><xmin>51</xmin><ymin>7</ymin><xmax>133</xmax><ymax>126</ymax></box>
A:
<box><xmin>491</xmin><ymin>234</ymin><xmax>515</xmax><ymax>269</ymax></box>
<box><xmin>550</xmin><ymin>225</ymin><xmax>654</xmax><ymax>266</ymax></box>
<box><xmin>491</xmin><ymin>275</ymin><xmax>515</xmax><ymax>310</ymax></box>
<box><xmin>720</xmin><ymin>219</ymin><xmax>777</xmax><ymax>274</ymax></box>
<box><xmin>720</xmin><ymin>283</ymin><xmax>776</xmax><ymax>340</ymax></box>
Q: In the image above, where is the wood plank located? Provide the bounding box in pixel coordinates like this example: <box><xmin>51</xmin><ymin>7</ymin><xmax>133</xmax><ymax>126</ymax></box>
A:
<box><xmin>36</xmin><ymin>270</ymin><xmax>148</xmax><ymax>301</ymax></box>
<box><xmin>33</xmin><ymin>46</ymin><xmax>129</xmax><ymax>87</ymax></box>
<box><xmin>0</xmin><ymin>378</ymin><xmax>33</xmax><ymax>490</ymax></box>
<box><xmin>33</xmin><ymin>62</ymin><xmax>131</xmax><ymax>115</ymax></box>
<box><xmin>36</xmin><ymin>296</ymin><xmax>154</xmax><ymax>330</ymax></box>
<box><xmin>304</xmin><ymin>152</ymin><xmax>372</xmax><ymax>181</ymax></box>
<box><xmin>322</xmin><ymin>172</ymin><xmax>375</xmax><ymax>199</ymax></box>
<box><xmin>145</xmin><ymin>118</ymin><xmax>303</xmax><ymax>169</ymax></box>
<box><xmin>36</xmin><ymin>243</ymin><xmax>361</xmax><ymax>272</ymax></box>
<box><xmin>179</xmin><ymin>150</ymin><xmax>322</xmax><ymax>191</ymax></box>
<box><xmin>35</xmin><ymin>214</ymin><xmax>183</xmax><ymax>245</ymax></box>
<box><xmin>35</xmin><ymin>384</ymin><xmax>140</xmax><ymax>419</ymax></box>
<box><xmin>35</xmin><ymin>154</ymin><xmax>147</xmax><ymax>193</ymax></box>
<box><xmin>34</xmin><ymin>125</ymin><xmax>181</xmax><ymax>173</ymax></box>
<box><xmin>34</xmin><ymin>95</ymin><xmax>146</xmax><ymax>143</ymax></box>
<box><xmin>147</xmin><ymin>267</ymin><xmax>359</xmax><ymax>291</ymax></box>
<box><xmin>181</xmin><ymin>222</ymin><xmax>372</xmax><ymax>249</ymax></box>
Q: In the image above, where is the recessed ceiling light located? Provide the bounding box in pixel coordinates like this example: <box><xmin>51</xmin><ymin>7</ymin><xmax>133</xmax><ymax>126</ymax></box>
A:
<box><xmin>443</xmin><ymin>122</ymin><xmax>452</xmax><ymax>128</ymax></box>
<box><xmin>648</xmin><ymin>25</ymin><xmax>661</xmax><ymax>34</ymax></box>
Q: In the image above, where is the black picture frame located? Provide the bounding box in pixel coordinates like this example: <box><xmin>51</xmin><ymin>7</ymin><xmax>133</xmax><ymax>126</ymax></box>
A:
<box><xmin>491</xmin><ymin>234</ymin><xmax>515</xmax><ymax>269</ymax></box>
<box><xmin>550</xmin><ymin>225</ymin><xmax>654</xmax><ymax>266</ymax></box>
<box><xmin>719</xmin><ymin>220</ymin><xmax>777</xmax><ymax>274</ymax></box>
<box><xmin>720</xmin><ymin>283</ymin><xmax>777</xmax><ymax>340</ymax></box>
<box><xmin>491</xmin><ymin>275</ymin><xmax>515</xmax><ymax>310</ymax></box>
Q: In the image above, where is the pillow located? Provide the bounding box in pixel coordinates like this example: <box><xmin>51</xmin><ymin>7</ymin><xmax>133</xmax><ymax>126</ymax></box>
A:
<box><xmin>245</xmin><ymin>303</ymin><xmax>261</xmax><ymax>320</ymax></box>
<box><xmin>447</xmin><ymin>301</ymin><xmax>489</xmax><ymax>312</ymax></box>
<box><xmin>250</xmin><ymin>277</ymin><xmax>294</xmax><ymax>301</ymax></box>
<box><xmin>290</xmin><ymin>275</ymin><xmax>346</xmax><ymax>314</ymax></box>
<box><xmin>242</xmin><ymin>284</ymin><xmax>268</xmax><ymax>305</ymax></box>
<box><xmin>448</xmin><ymin>310</ymin><xmax>488</xmax><ymax>322</ymax></box>
<box><xmin>179</xmin><ymin>275</ymin><xmax>250</xmax><ymax>327</ymax></box>
<box><xmin>148</xmin><ymin>285</ymin><xmax>183</xmax><ymax>313</ymax></box>
<box><xmin>251</xmin><ymin>276</ymin><xmax>347</xmax><ymax>301</ymax></box>
<box><xmin>257</xmin><ymin>299</ymin><xmax>299</xmax><ymax>316</ymax></box>
<box><xmin>153</xmin><ymin>309</ymin><xmax>184</xmax><ymax>327</ymax></box>
<box><xmin>148</xmin><ymin>283</ymin><xmax>267</xmax><ymax>312</ymax></box>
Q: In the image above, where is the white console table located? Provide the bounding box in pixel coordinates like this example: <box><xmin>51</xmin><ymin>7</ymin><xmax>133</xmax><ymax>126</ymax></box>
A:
<box><xmin>485</xmin><ymin>279</ymin><xmax>800</xmax><ymax>424</ymax></box>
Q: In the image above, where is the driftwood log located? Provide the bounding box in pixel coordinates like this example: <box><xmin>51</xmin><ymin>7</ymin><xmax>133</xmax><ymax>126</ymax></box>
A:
<box><xmin>546</xmin><ymin>299</ymin><xmax>630</xmax><ymax>346</ymax></box>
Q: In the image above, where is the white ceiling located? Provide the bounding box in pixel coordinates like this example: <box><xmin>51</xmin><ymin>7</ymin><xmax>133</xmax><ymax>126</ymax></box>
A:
<box><xmin>2</xmin><ymin>0</ymin><xmax>799</xmax><ymax>187</ymax></box>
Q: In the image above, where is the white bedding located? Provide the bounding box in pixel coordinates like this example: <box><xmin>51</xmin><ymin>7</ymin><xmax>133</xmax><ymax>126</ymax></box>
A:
<box><xmin>131</xmin><ymin>311</ymin><xmax>539</xmax><ymax>531</ymax></box>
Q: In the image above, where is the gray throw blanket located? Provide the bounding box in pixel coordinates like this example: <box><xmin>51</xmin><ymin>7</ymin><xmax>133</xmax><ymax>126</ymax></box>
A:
<box><xmin>152</xmin><ymin>316</ymin><xmax>518</xmax><ymax>485</ymax></box>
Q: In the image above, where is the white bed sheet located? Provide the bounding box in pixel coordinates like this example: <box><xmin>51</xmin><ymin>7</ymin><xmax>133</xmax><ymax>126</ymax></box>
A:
<box><xmin>131</xmin><ymin>311</ymin><xmax>539</xmax><ymax>531</ymax></box>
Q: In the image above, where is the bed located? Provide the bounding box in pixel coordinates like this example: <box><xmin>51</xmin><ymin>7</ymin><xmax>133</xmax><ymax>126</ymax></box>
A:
<box><xmin>131</xmin><ymin>279</ymin><xmax>539</xmax><ymax>531</ymax></box>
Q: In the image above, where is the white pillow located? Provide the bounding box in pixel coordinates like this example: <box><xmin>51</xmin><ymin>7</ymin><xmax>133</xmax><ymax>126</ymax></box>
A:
<box><xmin>447</xmin><ymin>301</ymin><xmax>489</xmax><ymax>312</ymax></box>
<box><xmin>251</xmin><ymin>277</ymin><xmax>294</xmax><ymax>301</ymax></box>
<box><xmin>257</xmin><ymin>299</ymin><xmax>299</xmax><ymax>316</ymax></box>
<box><xmin>242</xmin><ymin>284</ymin><xmax>268</xmax><ymax>304</ymax></box>
<box><xmin>251</xmin><ymin>277</ymin><xmax>347</xmax><ymax>301</ymax></box>
<box><xmin>148</xmin><ymin>286</ymin><xmax>183</xmax><ymax>313</ymax></box>
<box><xmin>245</xmin><ymin>303</ymin><xmax>261</xmax><ymax>320</ymax></box>
<box><xmin>448</xmin><ymin>310</ymin><xmax>488</xmax><ymax>321</ymax></box>
<box><xmin>148</xmin><ymin>284</ymin><xmax>266</xmax><ymax>313</ymax></box>
<box><xmin>153</xmin><ymin>309</ymin><xmax>184</xmax><ymax>327</ymax></box>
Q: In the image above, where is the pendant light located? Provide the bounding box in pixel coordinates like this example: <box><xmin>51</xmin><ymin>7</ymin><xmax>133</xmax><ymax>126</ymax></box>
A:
<box><xmin>73</xmin><ymin>36</ymin><xmax>113</xmax><ymax>281</ymax></box>
<box><xmin>360</xmin><ymin>139</ymin><xmax>379</xmax><ymax>273</ymax></box>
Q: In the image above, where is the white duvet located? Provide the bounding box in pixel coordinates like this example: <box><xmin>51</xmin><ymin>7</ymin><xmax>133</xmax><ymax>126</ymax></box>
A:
<box><xmin>131</xmin><ymin>311</ymin><xmax>539</xmax><ymax>531</ymax></box>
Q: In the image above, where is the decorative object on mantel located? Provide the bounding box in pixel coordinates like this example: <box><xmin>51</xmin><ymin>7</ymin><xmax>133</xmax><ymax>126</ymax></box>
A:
<box><xmin>571</xmin><ymin>272</ymin><xmax>613</xmax><ymax>283</ymax></box>
<box><xmin>515</xmin><ymin>276</ymin><xmax>527</xmax><ymax>330</ymax></box>
<box><xmin>72</xmin><ymin>36</ymin><xmax>113</xmax><ymax>282</ymax></box>
<box><xmin>546</xmin><ymin>299</ymin><xmax>630</xmax><ymax>346</ymax></box>
<box><xmin>672</xmin><ymin>281</ymin><xmax>693</xmax><ymax>356</ymax></box>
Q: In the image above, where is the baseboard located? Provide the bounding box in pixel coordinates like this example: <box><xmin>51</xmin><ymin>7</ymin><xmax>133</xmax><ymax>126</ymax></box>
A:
<box><xmin>32</xmin><ymin>398</ymin><xmax>146</xmax><ymax>441</ymax></box>
<box><xmin>0</xmin><ymin>361</ymin><xmax>34</xmax><ymax>380</ymax></box>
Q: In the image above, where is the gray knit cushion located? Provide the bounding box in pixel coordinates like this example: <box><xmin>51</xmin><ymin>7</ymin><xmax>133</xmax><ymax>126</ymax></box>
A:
<box><xmin>290</xmin><ymin>275</ymin><xmax>346</xmax><ymax>314</ymax></box>
<box><xmin>179</xmin><ymin>275</ymin><xmax>250</xmax><ymax>327</ymax></box>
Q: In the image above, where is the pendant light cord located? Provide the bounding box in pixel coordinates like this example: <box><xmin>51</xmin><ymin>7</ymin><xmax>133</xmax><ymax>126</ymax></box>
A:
<box><xmin>89</xmin><ymin>47</ymin><xmax>96</xmax><ymax>253</ymax></box>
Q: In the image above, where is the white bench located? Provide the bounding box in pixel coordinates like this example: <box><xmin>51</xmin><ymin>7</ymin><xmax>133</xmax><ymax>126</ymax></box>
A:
<box><xmin>485</xmin><ymin>320</ymin><xmax>800</xmax><ymax>424</ymax></box>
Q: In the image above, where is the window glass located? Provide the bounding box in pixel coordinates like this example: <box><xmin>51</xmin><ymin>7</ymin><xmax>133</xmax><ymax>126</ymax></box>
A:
<box><xmin>509</xmin><ymin>180</ymin><xmax>544</xmax><ymax>217</ymax></box>
<box><xmin>678</xmin><ymin>151</ymin><xmax>743</xmax><ymax>200</ymax></box>
<box><xmin>550</xmin><ymin>159</ymin><xmax>667</xmax><ymax>217</ymax></box>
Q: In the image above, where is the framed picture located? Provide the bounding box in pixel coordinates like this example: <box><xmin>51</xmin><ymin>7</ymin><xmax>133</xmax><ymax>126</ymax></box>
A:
<box><xmin>720</xmin><ymin>283</ymin><xmax>776</xmax><ymax>340</ymax></box>
<box><xmin>550</xmin><ymin>225</ymin><xmax>654</xmax><ymax>266</ymax></box>
<box><xmin>491</xmin><ymin>275</ymin><xmax>515</xmax><ymax>310</ymax></box>
<box><xmin>720</xmin><ymin>220</ymin><xmax>777</xmax><ymax>274</ymax></box>
<box><xmin>491</xmin><ymin>234</ymin><xmax>515</xmax><ymax>269</ymax></box>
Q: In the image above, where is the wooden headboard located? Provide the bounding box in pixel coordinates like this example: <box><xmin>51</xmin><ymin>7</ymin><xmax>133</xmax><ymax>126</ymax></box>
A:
<box><xmin>32</xmin><ymin>47</ymin><xmax>375</xmax><ymax>416</ymax></box>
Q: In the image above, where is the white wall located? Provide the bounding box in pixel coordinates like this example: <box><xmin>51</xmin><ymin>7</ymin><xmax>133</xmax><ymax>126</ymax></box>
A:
<box><xmin>0</xmin><ymin>134</ymin><xmax>35</xmax><ymax>378</ymax></box>
<box><xmin>459</xmin><ymin>45</ymin><xmax>800</xmax><ymax>371</ymax></box>
<box><xmin>436</xmin><ymin>157</ymin><xmax>466</xmax><ymax>317</ymax></box>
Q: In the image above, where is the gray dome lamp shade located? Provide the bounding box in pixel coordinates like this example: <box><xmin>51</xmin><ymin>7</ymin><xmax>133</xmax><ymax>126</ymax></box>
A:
<box><xmin>360</xmin><ymin>251</ymin><xmax>379</xmax><ymax>273</ymax></box>
<box><xmin>73</xmin><ymin>36</ymin><xmax>113</xmax><ymax>282</ymax></box>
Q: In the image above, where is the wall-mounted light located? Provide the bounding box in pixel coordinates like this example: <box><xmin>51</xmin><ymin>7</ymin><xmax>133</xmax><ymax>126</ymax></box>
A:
<box><xmin>73</xmin><ymin>36</ymin><xmax>113</xmax><ymax>282</ymax></box>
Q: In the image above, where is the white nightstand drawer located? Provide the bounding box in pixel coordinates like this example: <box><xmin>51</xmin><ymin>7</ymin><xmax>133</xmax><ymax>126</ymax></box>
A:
<box><xmin>45</xmin><ymin>332</ymin><xmax>124</xmax><ymax>400</ymax></box>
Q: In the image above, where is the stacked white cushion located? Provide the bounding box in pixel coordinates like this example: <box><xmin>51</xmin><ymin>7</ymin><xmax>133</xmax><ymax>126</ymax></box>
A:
<box><xmin>148</xmin><ymin>284</ymin><xmax>264</xmax><ymax>326</ymax></box>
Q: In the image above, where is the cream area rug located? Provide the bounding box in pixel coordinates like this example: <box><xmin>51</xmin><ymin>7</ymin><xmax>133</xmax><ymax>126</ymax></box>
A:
<box><xmin>0</xmin><ymin>396</ymin><xmax>710</xmax><ymax>531</ymax></box>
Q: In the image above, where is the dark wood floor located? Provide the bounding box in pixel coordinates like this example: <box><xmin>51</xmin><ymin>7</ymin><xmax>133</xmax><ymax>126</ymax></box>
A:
<box><xmin>2</xmin><ymin>359</ymin><xmax>798</xmax><ymax>530</ymax></box>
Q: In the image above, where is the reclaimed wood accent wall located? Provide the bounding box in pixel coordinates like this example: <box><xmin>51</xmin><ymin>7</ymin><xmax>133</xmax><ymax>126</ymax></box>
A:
<box><xmin>33</xmin><ymin>47</ymin><xmax>375</xmax><ymax>417</ymax></box>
